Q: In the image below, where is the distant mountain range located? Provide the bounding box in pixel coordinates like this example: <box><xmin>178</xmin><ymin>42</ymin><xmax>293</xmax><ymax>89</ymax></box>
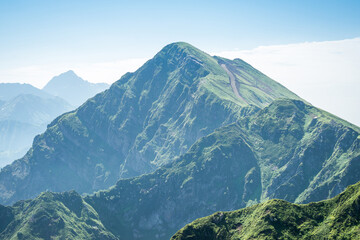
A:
<box><xmin>0</xmin><ymin>83</ymin><xmax>53</xmax><ymax>101</ymax></box>
<box><xmin>43</xmin><ymin>70</ymin><xmax>110</xmax><ymax>107</ymax></box>
<box><xmin>0</xmin><ymin>72</ymin><xmax>109</xmax><ymax>167</ymax></box>
<box><xmin>0</xmin><ymin>42</ymin><xmax>359</xmax><ymax>239</ymax></box>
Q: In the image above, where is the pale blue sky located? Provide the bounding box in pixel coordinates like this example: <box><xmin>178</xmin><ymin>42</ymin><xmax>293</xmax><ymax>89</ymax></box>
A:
<box><xmin>1</xmin><ymin>0</ymin><xmax>359</xmax><ymax>66</ymax></box>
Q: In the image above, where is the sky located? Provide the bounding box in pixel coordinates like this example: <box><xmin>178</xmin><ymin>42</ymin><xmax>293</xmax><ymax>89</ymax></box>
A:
<box><xmin>0</xmin><ymin>0</ymin><xmax>359</xmax><ymax>125</ymax></box>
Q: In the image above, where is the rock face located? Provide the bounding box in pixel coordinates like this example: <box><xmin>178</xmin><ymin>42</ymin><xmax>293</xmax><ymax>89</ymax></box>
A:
<box><xmin>43</xmin><ymin>70</ymin><xmax>109</xmax><ymax>107</ymax></box>
<box><xmin>0</xmin><ymin>42</ymin><xmax>300</xmax><ymax>205</ymax></box>
<box><xmin>171</xmin><ymin>181</ymin><xmax>360</xmax><ymax>240</ymax></box>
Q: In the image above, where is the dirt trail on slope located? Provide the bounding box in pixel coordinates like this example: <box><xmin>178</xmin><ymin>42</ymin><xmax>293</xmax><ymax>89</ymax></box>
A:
<box><xmin>221</xmin><ymin>64</ymin><xmax>246</xmax><ymax>102</ymax></box>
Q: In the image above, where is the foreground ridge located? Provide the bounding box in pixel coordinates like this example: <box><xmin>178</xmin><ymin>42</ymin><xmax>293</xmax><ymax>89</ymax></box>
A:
<box><xmin>171</xmin><ymin>181</ymin><xmax>360</xmax><ymax>239</ymax></box>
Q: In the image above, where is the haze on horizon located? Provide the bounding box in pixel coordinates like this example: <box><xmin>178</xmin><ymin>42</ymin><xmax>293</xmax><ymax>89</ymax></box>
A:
<box><xmin>0</xmin><ymin>0</ymin><xmax>359</xmax><ymax>126</ymax></box>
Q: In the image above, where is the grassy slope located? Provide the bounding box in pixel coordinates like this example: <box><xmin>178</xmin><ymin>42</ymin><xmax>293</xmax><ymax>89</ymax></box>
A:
<box><xmin>171</xmin><ymin>181</ymin><xmax>360</xmax><ymax>240</ymax></box>
<box><xmin>215</xmin><ymin>57</ymin><xmax>302</xmax><ymax>108</ymax></box>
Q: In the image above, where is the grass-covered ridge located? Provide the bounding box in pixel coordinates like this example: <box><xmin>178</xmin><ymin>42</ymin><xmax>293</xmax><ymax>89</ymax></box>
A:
<box><xmin>171</xmin><ymin>181</ymin><xmax>360</xmax><ymax>240</ymax></box>
<box><xmin>0</xmin><ymin>42</ymin><xmax>300</xmax><ymax>205</ymax></box>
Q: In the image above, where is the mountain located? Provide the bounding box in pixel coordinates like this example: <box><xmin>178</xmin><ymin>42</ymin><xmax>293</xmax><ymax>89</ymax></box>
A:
<box><xmin>0</xmin><ymin>42</ymin><xmax>301</xmax><ymax>205</ymax></box>
<box><xmin>0</xmin><ymin>99</ymin><xmax>359</xmax><ymax>240</ymax></box>
<box><xmin>171</xmin><ymin>181</ymin><xmax>360</xmax><ymax>240</ymax></box>
<box><xmin>42</xmin><ymin>70</ymin><xmax>110</xmax><ymax>107</ymax></box>
<box><xmin>0</xmin><ymin>94</ymin><xmax>72</xmax><ymax>167</ymax></box>
<box><xmin>0</xmin><ymin>83</ymin><xmax>52</xmax><ymax>101</ymax></box>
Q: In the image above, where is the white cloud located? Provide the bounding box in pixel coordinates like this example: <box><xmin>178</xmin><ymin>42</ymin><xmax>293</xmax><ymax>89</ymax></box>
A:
<box><xmin>214</xmin><ymin>38</ymin><xmax>360</xmax><ymax>127</ymax></box>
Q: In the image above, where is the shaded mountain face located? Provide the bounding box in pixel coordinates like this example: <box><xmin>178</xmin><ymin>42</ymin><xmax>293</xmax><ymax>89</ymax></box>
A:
<box><xmin>43</xmin><ymin>70</ymin><xmax>109</xmax><ymax>107</ymax></box>
<box><xmin>171</xmin><ymin>181</ymin><xmax>360</xmax><ymax>240</ymax></box>
<box><xmin>0</xmin><ymin>42</ymin><xmax>300</xmax><ymax>205</ymax></box>
<box><xmin>0</xmin><ymin>94</ymin><xmax>73</xmax><ymax>167</ymax></box>
<box><xmin>0</xmin><ymin>99</ymin><xmax>359</xmax><ymax>240</ymax></box>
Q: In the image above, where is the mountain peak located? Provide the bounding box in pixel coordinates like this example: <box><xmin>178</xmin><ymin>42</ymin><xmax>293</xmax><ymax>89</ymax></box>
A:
<box><xmin>156</xmin><ymin>42</ymin><xmax>211</xmax><ymax>61</ymax></box>
<box><xmin>42</xmin><ymin>71</ymin><xmax>109</xmax><ymax>107</ymax></box>
<box><xmin>50</xmin><ymin>70</ymin><xmax>83</xmax><ymax>83</ymax></box>
<box><xmin>61</xmin><ymin>70</ymin><xmax>77</xmax><ymax>76</ymax></box>
<box><xmin>163</xmin><ymin>41</ymin><xmax>197</xmax><ymax>50</ymax></box>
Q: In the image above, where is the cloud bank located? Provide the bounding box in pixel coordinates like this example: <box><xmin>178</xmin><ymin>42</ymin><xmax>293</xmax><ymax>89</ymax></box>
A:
<box><xmin>214</xmin><ymin>38</ymin><xmax>360</xmax><ymax>126</ymax></box>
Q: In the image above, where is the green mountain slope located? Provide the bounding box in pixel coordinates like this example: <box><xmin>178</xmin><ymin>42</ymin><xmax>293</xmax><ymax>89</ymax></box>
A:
<box><xmin>171</xmin><ymin>181</ymin><xmax>360</xmax><ymax>240</ymax></box>
<box><xmin>0</xmin><ymin>99</ymin><xmax>359</xmax><ymax>240</ymax></box>
<box><xmin>0</xmin><ymin>42</ymin><xmax>300</xmax><ymax>205</ymax></box>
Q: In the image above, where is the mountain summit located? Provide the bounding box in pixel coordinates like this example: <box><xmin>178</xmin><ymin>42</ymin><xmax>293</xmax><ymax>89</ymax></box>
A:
<box><xmin>0</xmin><ymin>42</ymin><xmax>300</xmax><ymax>204</ymax></box>
<box><xmin>43</xmin><ymin>70</ymin><xmax>109</xmax><ymax>107</ymax></box>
